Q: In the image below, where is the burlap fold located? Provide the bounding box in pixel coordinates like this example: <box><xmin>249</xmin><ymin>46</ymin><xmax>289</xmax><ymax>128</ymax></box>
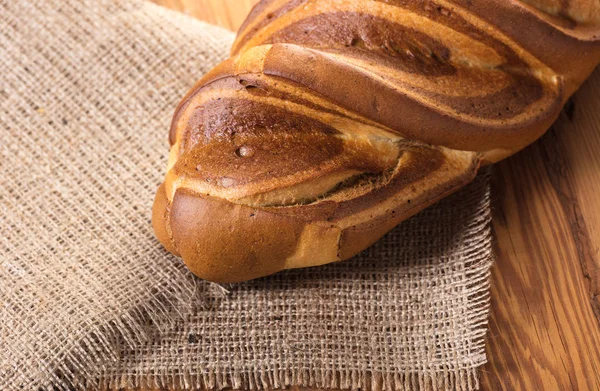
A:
<box><xmin>0</xmin><ymin>1</ymin><xmax>493</xmax><ymax>390</ymax></box>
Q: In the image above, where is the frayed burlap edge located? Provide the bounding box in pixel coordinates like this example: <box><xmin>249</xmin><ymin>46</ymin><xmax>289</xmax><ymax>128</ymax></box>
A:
<box><xmin>0</xmin><ymin>0</ymin><xmax>494</xmax><ymax>388</ymax></box>
<box><xmin>41</xmin><ymin>168</ymin><xmax>493</xmax><ymax>391</ymax></box>
<box><xmin>94</xmin><ymin>368</ymin><xmax>481</xmax><ymax>391</ymax></box>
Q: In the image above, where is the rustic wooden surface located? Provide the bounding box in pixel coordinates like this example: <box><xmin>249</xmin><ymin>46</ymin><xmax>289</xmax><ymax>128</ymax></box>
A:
<box><xmin>150</xmin><ymin>1</ymin><xmax>600</xmax><ymax>389</ymax></box>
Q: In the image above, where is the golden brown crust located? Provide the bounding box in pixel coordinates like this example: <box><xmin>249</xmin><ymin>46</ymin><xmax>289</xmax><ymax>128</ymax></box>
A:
<box><xmin>157</xmin><ymin>144</ymin><xmax>479</xmax><ymax>283</ymax></box>
<box><xmin>169</xmin><ymin>189</ymin><xmax>303</xmax><ymax>283</ymax></box>
<box><xmin>154</xmin><ymin>0</ymin><xmax>600</xmax><ymax>282</ymax></box>
<box><xmin>152</xmin><ymin>183</ymin><xmax>180</xmax><ymax>256</ymax></box>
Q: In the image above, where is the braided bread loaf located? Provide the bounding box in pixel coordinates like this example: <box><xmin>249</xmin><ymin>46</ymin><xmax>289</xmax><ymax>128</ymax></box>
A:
<box><xmin>153</xmin><ymin>0</ymin><xmax>600</xmax><ymax>283</ymax></box>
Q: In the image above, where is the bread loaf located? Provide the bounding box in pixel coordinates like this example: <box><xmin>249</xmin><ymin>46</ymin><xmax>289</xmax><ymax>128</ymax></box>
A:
<box><xmin>153</xmin><ymin>0</ymin><xmax>600</xmax><ymax>283</ymax></box>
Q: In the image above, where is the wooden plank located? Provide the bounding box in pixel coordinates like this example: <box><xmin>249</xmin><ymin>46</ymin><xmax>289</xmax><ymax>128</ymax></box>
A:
<box><xmin>152</xmin><ymin>0</ymin><xmax>256</xmax><ymax>32</ymax></box>
<box><xmin>481</xmin><ymin>70</ymin><xmax>600</xmax><ymax>389</ymax></box>
<box><xmin>149</xmin><ymin>1</ymin><xmax>600</xmax><ymax>389</ymax></box>
<box><xmin>483</xmin><ymin>121</ymin><xmax>600</xmax><ymax>390</ymax></box>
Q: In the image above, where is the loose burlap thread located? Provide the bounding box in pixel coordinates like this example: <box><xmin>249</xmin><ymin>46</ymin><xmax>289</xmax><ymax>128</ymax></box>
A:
<box><xmin>0</xmin><ymin>1</ymin><xmax>493</xmax><ymax>390</ymax></box>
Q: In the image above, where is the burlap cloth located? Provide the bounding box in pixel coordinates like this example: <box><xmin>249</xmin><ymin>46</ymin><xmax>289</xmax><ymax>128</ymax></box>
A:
<box><xmin>0</xmin><ymin>1</ymin><xmax>494</xmax><ymax>390</ymax></box>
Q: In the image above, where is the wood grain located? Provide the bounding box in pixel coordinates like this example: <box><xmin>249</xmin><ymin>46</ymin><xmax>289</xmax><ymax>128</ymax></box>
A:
<box><xmin>483</xmin><ymin>119</ymin><xmax>600</xmax><ymax>389</ymax></box>
<box><xmin>152</xmin><ymin>0</ymin><xmax>256</xmax><ymax>34</ymax></box>
<box><xmin>148</xmin><ymin>1</ymin><xmax>600</xmax><ymax>389</ymax></box>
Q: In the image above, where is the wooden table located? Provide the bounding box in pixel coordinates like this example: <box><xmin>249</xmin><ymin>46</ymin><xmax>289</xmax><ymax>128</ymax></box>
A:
<box><xmin>151</xmin><ymin>1</ymin><xmax>600</xmax><ymax>389</ymax></box>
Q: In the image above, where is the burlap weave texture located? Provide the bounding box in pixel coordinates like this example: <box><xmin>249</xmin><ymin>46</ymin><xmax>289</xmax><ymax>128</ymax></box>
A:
<box><xmin>0</xmin><ymin>1</ymin><xmax>493</xmax><ymax>390</ymax></box>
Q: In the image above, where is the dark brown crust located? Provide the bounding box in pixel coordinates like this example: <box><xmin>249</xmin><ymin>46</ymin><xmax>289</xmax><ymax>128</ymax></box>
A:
<box><xmin>232</xmin><ymin>0</ymin><xmax>600</xmax><ymax>148</ymax></box>
<box><xmin>233</xmin><ymin>0</ymin><xmax>308</xmax><ymax>54</ymax></box>
<box><xmin>338</xmin><ymin>163</ymin><xmax>479</xmax><ymax>259</ymax></box>
<box><xmin>453</xmin><ymin>0</ymin><xmax>600</xmax><ymax>83</ymax></box>
<box><xmin>235</xmin><ymin>0</ymin><xmax>600</xmax><ymax>82</ymax></box>
<box><xmin>154</xmin><ymin>148</ymin><xmax>479</xmax><ymax>283</ymax></box>
<box><xmin>262</xmin><ymin>44</ymin><xmax>562</xmax><ymax>153</ymax></box>
<box><xmin>155</xmin><ymin>0</ymin><xmax>600</xmax><ymax>282</ymax></box>
<box><xmin>329</xmin><ymin>144</ymin><xmax>446</xmax><ymax>220</ymax></box>
<box><xmin>168</xmin><ymin>60</ymin><xmax>237</xmax><ymax>146</ymax></box>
